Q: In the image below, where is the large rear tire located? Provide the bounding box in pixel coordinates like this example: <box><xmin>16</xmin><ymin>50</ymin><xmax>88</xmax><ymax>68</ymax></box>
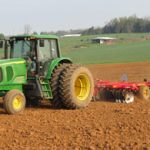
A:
<box><xmin>4</xmin><ymin>90</ymin><xmax>26</xmax><ymax>114</ymax></box>
<box><xmin>50</xmin><ymin>63</ymin><xmax>70</xmax><ymax>108</ymax></box>
<box><xmin>138</xmin><ymin>85</ymin><xmax>150</xmax><ymax>100</ymax></box>
<box><xmin>59</xmin><ymin>65</ymin><xmax>94</xmax><ymax>109</ymax></box>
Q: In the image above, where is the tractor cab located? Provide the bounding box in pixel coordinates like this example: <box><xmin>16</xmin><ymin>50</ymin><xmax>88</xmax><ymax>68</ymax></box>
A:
<box><xmin>8</xmin><ymin>34</ymin><xmax>72</xmax><ymax>102</ymax></box>
<box><xmin>9</xmin><ymin>35</ymin><xmax>60</xmax><ymax>77</ymax></box>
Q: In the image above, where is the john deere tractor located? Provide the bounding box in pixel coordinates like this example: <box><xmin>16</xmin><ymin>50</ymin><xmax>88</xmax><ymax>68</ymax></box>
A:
<box><xmin>0</xmin><ymin>34</ymin><xmax>94</xmax><ymax>114</ymax></box>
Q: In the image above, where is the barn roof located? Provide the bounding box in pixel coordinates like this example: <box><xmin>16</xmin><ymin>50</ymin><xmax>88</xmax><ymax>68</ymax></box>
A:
<box><xmin>92</xmin><ymin>37</ymin><xmax>117</xmax><ymax>40</ymax></box>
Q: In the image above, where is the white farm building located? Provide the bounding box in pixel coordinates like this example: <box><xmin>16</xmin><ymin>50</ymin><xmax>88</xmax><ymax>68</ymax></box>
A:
<box><xmin>92</xmin><ymin>37</ymin><xmax>117</xmax><ymax>44</ymax></box>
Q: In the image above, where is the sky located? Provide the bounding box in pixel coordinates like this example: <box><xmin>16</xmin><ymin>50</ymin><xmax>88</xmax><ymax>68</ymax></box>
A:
<box><xmin>0</xmin><ymin>0</ymin><xmax>150</xmax><ymax>35</ymax></box>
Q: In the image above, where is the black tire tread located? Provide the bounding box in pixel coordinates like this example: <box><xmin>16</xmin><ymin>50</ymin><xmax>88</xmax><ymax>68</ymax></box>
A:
<box><xmin>50</xmin><ymin>63</ymin><xmax>71</xmax><ymax>108</ymax></box>
<box><xmin>59</xmin><ymin>65</ymin><xmax>93</xmax><ymax>109</ymax></box>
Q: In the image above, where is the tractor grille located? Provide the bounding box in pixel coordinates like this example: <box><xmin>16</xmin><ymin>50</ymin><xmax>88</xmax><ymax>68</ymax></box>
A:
<box><xmin>6</xmin><ymin>66</ymin><xmax>14</xmax><ymax>81</ymax></box>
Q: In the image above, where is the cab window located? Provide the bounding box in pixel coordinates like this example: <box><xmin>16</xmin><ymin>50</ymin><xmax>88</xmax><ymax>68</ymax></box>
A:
<box><xmin>11</xmin><ymin>40</ymin><xmax>36</xmax><ymax>59</ymax></box>
<box><xmin>38</xmin><ymin>39</ymin><xmax>51</xmax><ymax>62</ymax></box>
<box><xmin>50</xmin><ymin>39</ymin><xmax>58</xmax><ymax>58</ymax></box>
<box><xmin>38</xmin><ymin>39</ymin><xmax>58</xmax><ymax>62</ymax></box>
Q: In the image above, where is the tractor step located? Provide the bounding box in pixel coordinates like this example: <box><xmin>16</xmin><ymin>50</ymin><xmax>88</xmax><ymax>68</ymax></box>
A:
<box><xmin>40</xmin><ymin>83</ymin><xmax>49</xmax><ymax>85</ymax></box>
<box><xmin>37</xmin><ymin>77</ymin><xmax>52</xmax><ymax>99</ymax></box>
<box><xmin>42</xmin><ymin>90</ymin><xmax>51</xmax><ymax>92</ymax></box>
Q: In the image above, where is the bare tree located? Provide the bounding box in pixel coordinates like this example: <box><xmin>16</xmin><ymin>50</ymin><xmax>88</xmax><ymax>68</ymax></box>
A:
<box><xmin>24</xmin><ymin>25</ymin><xmax>32</xmax><ymax>34</ymax></box>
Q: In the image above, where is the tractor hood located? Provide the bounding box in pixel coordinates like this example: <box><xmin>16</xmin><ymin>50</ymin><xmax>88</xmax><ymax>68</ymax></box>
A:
<box><xmin>0</xmin><ymin>58</ymin><xmax>26</xmax><ymax>66</ymax></box>
<box><xmin>0</xmin><ymin>58</ymin><xmax>27</xmax><ymax>86</ymax></box>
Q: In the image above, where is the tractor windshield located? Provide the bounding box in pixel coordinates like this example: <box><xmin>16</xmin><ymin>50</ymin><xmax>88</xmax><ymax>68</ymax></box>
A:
<box><xmin>10</xmin><ymin>39</ymin><xmax>36</xmax><ymax>58</ymax></box>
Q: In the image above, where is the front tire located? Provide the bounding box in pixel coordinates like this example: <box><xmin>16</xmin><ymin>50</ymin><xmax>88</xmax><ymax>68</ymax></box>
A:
<box><xmin>4</xmin><ymin>90</ymin><xmax>26</xmax><ymax>114</ymax></box>
<box><xmin>59</xmin><ymin>65</ymin><xmax>94</xmax><ymax>109</ymax></box>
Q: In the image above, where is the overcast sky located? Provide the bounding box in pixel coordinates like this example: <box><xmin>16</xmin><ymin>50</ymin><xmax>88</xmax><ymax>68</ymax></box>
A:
<box><xmin>0</xmin><ymin>0</ymin><xmax>150</xmax><ymax>35</ymax></box>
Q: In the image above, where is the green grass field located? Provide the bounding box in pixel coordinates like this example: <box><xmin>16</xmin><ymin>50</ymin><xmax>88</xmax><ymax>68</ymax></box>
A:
<box><xmin>60</xmin><ymin>33</ymin><xmax>150</xmax><ymax>64</ymax></box>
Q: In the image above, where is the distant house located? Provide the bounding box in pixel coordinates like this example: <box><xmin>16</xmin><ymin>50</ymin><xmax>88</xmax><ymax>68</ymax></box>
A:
<box><xmin>92</xmin><ymin>37</ymin><xmax>117</xmax><ymax>44</ymax></box>
<box><xmin>61</xmin><ymin>34</ymin><xmax>81</xmax><ymax>37</ymax></box>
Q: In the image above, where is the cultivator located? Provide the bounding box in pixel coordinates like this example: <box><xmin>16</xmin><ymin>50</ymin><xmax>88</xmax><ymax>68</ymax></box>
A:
<box><xmin>94</xmin><ymin>80</ymin><xmax>150</xmax><ymax>103</ymax></box>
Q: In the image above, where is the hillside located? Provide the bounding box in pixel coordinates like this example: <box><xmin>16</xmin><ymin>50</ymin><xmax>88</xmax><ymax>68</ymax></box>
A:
<box><xmin>60</xmin><ymin>33</ymin><xmax>150</xmax><ymax>64</ymax></box>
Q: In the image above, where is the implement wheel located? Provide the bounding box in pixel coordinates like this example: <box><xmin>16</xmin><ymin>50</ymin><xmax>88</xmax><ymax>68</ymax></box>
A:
<box><xmin>4</xmin><ymin>90</ymin><xmax>26</xmax><ymax>114</ymax></box>
<box><xmin>124</xmin><ymin>91</ymin><xmax>134</xmax><ymax>104</ymax></box>
<box><xmin>139</xmin><ymin>85</ymin><xmax>150</xmax><ymax>100</ymax></box>
<box><xmin>59</xmin><ymin>65</ymin><xmax>94</xmax><ymax>109</ymax></box>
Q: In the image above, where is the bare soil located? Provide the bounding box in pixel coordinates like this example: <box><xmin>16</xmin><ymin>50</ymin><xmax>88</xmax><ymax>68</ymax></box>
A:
<box><xmin>1</xmin><ymin>62</ymin><xmax>150</xmax><ymax>150</ymax></box>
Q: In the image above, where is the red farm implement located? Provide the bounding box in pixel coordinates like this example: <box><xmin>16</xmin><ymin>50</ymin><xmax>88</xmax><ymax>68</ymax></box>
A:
<box><xmin>94</xmin><ymin>80</ymin><xmax>150</xmax><ymax>103</ymax></box>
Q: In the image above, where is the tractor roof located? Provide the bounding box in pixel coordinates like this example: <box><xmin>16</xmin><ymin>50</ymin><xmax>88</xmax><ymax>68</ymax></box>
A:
<box><xmin>10</xmin><ymin>34</ymin><xmax>58</xmax><ymax>40</ymax></box>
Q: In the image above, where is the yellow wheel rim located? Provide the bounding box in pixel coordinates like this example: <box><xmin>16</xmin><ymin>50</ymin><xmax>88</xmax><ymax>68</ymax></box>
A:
<box><xmin>144</xmin><ymin>88</ymin><xmax>149</xmax><ymax>97</ymax></box>
<box><xmin>75</xmin><ymin>74</ymin><xmax>91</xmax><ymax>101</ymax></box>
<box><xmin>12</xmin><ymin>95</ymin><xmax>23</xmax><ymax>110</ymax></box>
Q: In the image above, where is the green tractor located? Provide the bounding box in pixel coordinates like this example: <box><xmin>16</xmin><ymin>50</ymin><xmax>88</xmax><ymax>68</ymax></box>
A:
<box><xmin>0</xmin><ymin>34</ymin><xmax>94</xmax><ymax>114</ymax></box>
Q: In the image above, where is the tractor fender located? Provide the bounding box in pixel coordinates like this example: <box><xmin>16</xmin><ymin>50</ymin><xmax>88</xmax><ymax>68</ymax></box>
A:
<box><xmin>46</xmin><ymin>57</ymin><xmax>72</xmax><ymax>79</ymax></box>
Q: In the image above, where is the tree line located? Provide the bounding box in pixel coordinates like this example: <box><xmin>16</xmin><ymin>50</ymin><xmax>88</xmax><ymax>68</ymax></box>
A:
<box><xmin>82</xmin><ymin>15</ymin><xmax>150</xmax><ymax>35</ymax></box>
<box><xmin>40</xmin><ymin>16</ymin><xmax>150</xmax><ymax>35</ymax></box>
<box><xmin>1</xmin><ymin>15</ymin><xmax>150</xmax><ymax>36</ymax></box>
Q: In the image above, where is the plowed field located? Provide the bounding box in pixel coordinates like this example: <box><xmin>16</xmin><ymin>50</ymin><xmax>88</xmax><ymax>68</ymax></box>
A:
<box><xmin>1</xmin><ymin>62</ymin><xmax>150</xmax><ymax>150</ymax></box>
